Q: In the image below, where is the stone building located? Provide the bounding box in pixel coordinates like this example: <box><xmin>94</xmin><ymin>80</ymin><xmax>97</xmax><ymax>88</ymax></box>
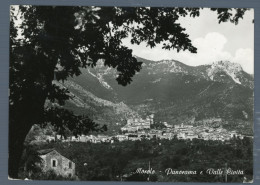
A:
<box><xmin>38</xmin><ymin>149</ymin><xmax>75</xmax><ymax>178</ymax></box>
<box><xmin>121</xmin><ymin>114</ymin><xmax>154</xmax><ymax>132</ymax></box>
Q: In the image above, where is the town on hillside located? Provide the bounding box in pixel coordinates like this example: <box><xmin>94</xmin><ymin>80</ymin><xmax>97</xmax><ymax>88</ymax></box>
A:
<box><xmin>37</xmin><ymin>114</ymin><xmax>250</xmax><ymax>144</ymax></box>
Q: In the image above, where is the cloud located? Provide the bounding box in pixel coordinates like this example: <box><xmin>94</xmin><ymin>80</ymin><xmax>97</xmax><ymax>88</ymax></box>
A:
<box><xmin>233</xmin><ymin>48</ymin><xmax>254</xmax><ymax>74</ymax></box>
<box><xmin>194</xmin><ymin>32</ymin><xmax>227</xmax><ymax>51</ymax></box>
<box><xmin>175</xmin><ymin>32</ymin><xmax>233</xmax><ymax>66</ymax></box>
<box><xmin>122</xmin><ymin>32</ymin><xmax>253</xmax><ymax>74</ymax></box>
<box><xmin>179</xmin><ymin>32</ymin><xmax>253</xmax><ymax>74</ymax></box>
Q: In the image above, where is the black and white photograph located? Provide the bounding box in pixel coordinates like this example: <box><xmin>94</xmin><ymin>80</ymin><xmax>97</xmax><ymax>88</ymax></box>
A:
<box><xmin>9</xmin><ymin>5</ymin><xmax>254</xmax><ymax>182</ymax></box>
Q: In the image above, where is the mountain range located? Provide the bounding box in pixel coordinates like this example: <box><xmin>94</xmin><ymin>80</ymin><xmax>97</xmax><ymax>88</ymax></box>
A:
<box><xmin>60</xmin><ymin>56</ymin><xmax>254</xmax><ymax>135</ymax></box>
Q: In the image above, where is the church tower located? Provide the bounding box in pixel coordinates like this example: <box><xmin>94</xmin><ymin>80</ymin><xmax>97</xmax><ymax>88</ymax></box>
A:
<box><xmin>149</xmin><ymin>114</ymin><xmax>154</xmax><ymax>125</ymax></box>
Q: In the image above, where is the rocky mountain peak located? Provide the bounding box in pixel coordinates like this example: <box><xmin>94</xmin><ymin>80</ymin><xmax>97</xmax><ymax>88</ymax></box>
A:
<box><xmin>211</xmin><ymin>61</ymin><xmax>242</xmax><ymax>73</ymax></box>
<box><xmin>207</xmin><ymin>60</ymin><xmax>243</xmax><ymax>84</ymax></box>
<box><xmin>141</xmin><ymin>59</ymin><xmax>186</xmax><ymax>74</ymax></box>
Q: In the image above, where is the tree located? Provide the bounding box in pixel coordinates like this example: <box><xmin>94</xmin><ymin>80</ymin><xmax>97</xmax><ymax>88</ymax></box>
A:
<box><xmin>9</xmin><ymin>6</ymin><xmax>249</xmax><ymax>178</ymax></box>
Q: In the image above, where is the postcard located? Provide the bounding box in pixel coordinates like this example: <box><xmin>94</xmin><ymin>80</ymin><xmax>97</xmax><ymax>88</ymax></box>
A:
<box><xmin>9</xmin><ymin>5</ymin><xmax>254</xmax><ymax>182</ymax></box>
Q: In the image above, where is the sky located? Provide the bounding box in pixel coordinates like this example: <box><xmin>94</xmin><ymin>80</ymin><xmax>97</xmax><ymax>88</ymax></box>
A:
<box><xmin>122</xmin><ymin>8</ymin><xmax>254</xmax><ymax>74</ymax></box>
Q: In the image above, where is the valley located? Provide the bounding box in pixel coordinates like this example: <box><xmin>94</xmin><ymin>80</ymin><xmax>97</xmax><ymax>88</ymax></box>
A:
<box><xmin>57</xmin><ymin>56</ymin><xmax>253</xmax><ymax>136</ymax></box>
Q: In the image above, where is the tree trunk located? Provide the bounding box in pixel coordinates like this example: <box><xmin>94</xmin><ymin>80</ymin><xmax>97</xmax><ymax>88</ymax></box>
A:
<box><xmin>9</xmin><ymin>120</ymin><xmax>32</xmax><ymax>178</ymax></box>
<box><xmin>8</xmin><ymin>87</ymin><xmax>48</xmax><ymax>178</ymax></box>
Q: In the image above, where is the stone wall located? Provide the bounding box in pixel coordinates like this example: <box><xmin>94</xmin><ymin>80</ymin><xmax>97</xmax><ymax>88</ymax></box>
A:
<box><xmin>40</xmin><ymin>150</ymin><xmax>75</xmax><ymax>177</ymax></box>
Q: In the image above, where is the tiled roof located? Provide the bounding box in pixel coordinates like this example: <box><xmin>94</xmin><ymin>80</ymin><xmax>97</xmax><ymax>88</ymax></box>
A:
<box><xmin>38</xmin><ymin>148</ymin><xmax>75</xmax><ymax>163</ymax></box>
<box><xmin>37</xmin><ymin>148</ymin><xmax>55</xmax><ymax>155</ymax></box>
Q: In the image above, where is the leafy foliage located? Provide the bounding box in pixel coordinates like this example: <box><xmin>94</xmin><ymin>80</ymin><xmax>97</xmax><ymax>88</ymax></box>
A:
<box><xmin>44</xmin><ymin>107</ymin><xmax>107</xmax><ymax>138</ymax></box>
<box><xmin>210</xmin><ymin>8</ymin><xmax>249</xmax><ymax>24</ymax></box>
<box><xmin>28</xmin><ymin>137</ymin><xmax>253</xmax><ymax>182</ymax></box>
<box><xmin>18</xmin><ymin>145</ymin><xmax>43</xmax><ymax>179</ymax></box>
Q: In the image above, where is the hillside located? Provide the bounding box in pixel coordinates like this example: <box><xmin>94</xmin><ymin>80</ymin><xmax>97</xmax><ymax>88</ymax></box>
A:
<box><xmin>60</xmin><ymin>56</ymin><xmax>253</xmax><ymax>135</ymax></box>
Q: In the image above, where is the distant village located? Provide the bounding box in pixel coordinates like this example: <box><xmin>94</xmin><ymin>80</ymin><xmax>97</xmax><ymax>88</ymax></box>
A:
<box><xmin>40</xmin><ymin>114</ymin><xmax>250</xmax><ymax>144</ymax></box>
<box><xmin>25</xmin><ymin>114</ymin><xmax>252</xmax><ymax>180</ymax></box>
